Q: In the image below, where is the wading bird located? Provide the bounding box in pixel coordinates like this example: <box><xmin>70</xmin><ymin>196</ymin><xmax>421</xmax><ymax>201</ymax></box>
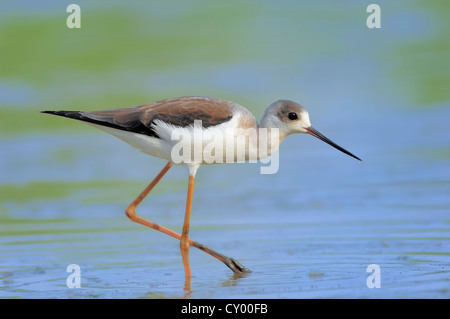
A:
<box><xmin>42</xmin><ymin>96</ymin><xmax>361</xmax><ymax>278</ymax></box>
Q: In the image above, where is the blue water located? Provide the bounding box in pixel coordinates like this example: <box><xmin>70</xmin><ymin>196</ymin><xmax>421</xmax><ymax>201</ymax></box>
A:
<box><xmin>1</xmin><ymin>1</ymin><xmax>449</xmax><ymax>298</ymax></box>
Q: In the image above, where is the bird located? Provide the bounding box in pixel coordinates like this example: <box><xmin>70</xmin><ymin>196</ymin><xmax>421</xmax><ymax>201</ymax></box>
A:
<box><xmin>42</xmin><ymin>96</ymin><xmax>361</xmax><ymax>278</ymax></box>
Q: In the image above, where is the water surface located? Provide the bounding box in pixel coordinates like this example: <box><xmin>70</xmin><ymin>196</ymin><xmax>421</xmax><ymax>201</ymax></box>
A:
<box><xmin>1</xmin><ymin>1</ymin><xmax>449</xmax><ymax>299</ymax></box>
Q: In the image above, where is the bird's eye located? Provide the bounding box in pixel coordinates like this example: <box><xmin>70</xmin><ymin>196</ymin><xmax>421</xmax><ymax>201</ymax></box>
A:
<box><xmin>288</xmin><ymin>112</ymin><xmax>298</xmax><ymax>120</ymax></box>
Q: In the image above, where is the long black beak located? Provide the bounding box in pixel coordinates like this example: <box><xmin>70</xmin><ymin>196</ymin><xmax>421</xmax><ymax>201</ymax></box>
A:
<box><xmin>305</xmin><ymin>127</ymin><xmax>362</xmax><ymax>161</ymax></box>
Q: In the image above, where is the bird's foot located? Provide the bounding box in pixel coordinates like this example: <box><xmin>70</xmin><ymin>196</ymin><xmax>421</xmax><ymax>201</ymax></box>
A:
<box><xmin>223</xmin><ymin>257</ymin><xmax>251</xmax><ymax>274</ymax></box>
<box><xmin>191</xmin><ymin>240</ymin><xmax>250</xmax><ymax>274</ymax></box>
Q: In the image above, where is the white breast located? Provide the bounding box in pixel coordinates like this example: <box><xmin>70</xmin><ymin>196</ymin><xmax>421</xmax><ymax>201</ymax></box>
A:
<box><xmin>87</xmin><ymin>109</ymin><xmax>279</xmax><ymax>166</ymax></box>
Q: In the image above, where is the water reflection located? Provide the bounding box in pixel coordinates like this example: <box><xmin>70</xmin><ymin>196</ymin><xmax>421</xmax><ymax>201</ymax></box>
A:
<box><xmin>221</xmin><ymin>271</ymin><xmax>251</xmax><ymax>288</ymax></box>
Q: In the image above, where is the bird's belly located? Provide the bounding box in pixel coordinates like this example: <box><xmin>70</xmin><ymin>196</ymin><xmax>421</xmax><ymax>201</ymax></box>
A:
<box><xmin>88</xmin><ymin>124</ymin><xmax>174</xmax><ymax>161</ymax></box>
<box><xmin>169</xmin><ymin>129</ymin><xmax>261</xmax><ymax>165</ymax></box>
<box><xmin>89</xmin><ymin>122</ymin><xmax>276</xmax><ymax>166</ymax></box>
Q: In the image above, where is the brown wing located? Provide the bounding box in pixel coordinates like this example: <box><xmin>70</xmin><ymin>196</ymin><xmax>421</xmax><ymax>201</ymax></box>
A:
<box><xmin>42</xmin><ymin>96</ymin><xmax>234</xmax><ymax>138</ymax></box>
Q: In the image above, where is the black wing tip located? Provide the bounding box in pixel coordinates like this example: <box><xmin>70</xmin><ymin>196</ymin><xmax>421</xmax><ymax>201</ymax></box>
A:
<box><xmin>41</xmin><ymin>110</ymin><xmax>72</xmax><ymax>114</ymax></box>
<box><xmin>41</xmin><ymin>110</ymin><xmax>67</xmax><ymax>115</ymax></box>
<box><xmin>40</xmin><ymin>110</ymin><xmax>82</xmax><ymax>119</ymax></box>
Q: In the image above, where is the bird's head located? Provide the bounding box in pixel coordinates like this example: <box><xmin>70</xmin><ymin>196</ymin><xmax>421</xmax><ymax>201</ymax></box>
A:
<box><xmin>261</xmin><ymin>100</ymin><xmax>361</xmax><ymax>161</ymax></box>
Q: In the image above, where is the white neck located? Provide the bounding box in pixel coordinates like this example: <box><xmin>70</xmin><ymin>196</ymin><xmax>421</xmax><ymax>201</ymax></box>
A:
<box><xmin>257</xmin><ymin>115</ymin><xmax>289</xmax><ymax>159</ymax></box>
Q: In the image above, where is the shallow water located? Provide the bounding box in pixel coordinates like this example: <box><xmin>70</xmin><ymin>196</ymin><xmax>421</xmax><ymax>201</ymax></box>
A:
<box><xmin>2</xmin><ymin>105</ymin><xmax>449</xmax><ymax>299</ymax></box>
<box><xmin>1</xmin><ymin>1</ymin><xmax>449</xmax><ymax>299</ymax></box>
